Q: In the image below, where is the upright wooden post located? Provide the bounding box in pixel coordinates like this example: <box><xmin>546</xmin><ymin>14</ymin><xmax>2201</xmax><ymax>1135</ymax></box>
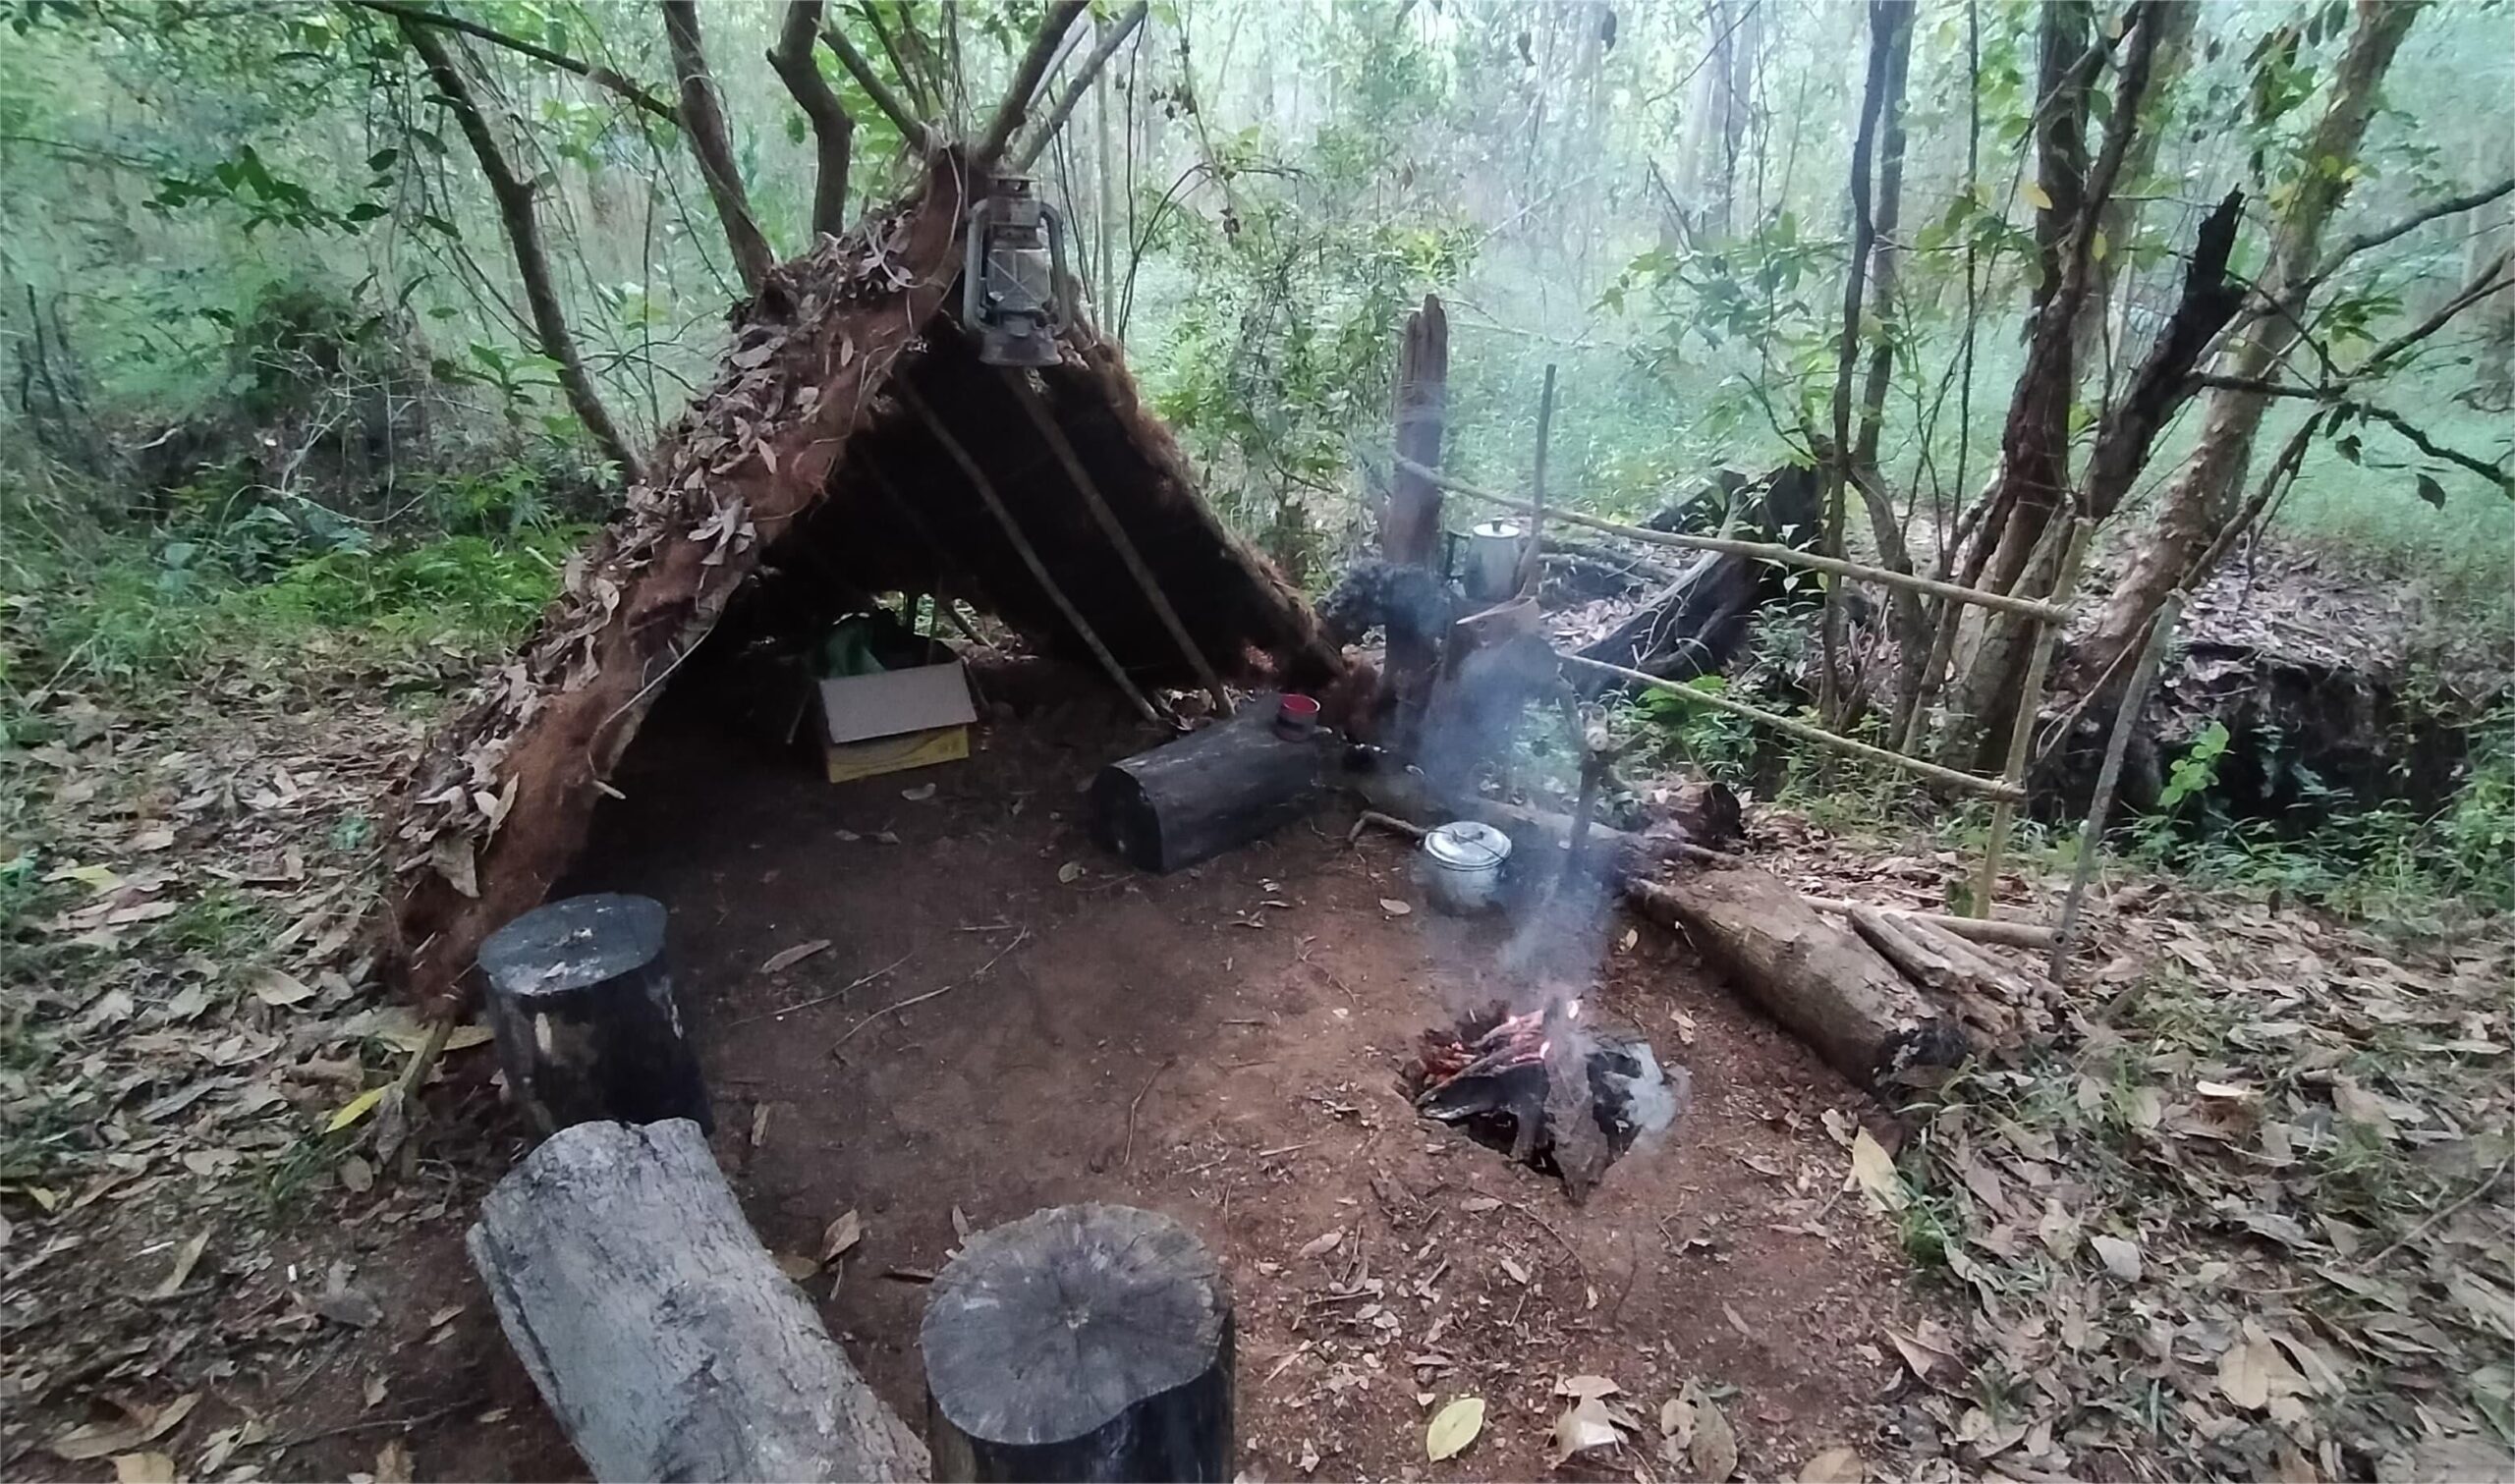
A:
<box><xmin>1515</xmin><ymin>362</ymin><xmax>1558</xmax><ymax>596</ymax></box>
<box><xmin>1383</xmin><ymin>296</ymin><xmax>1451</xmax><ymax>756</ymax></box>
<box><xmin>1384</xmin><ymin>295</ymin><xmax>1449</xmax><ymax>566</ymax></box>
<box><xmin>1972</xmin><ymin>519</ymin><xmax>2092</xmax><ymax>917</ymax></box>
<box><xmin>2048</xmin><ymin>593</ymin><xmax>2180</xmax><ymax>977</ymax></box>
<box><xmin>922</xmin><ymin>1203</ymin><xmax>1233</xmax><ymax>1482</ymax></box>
<box><xmin>478</xmin><ymin>893</ymin><xmax>712</xmax><ymax>1134</ymax></box>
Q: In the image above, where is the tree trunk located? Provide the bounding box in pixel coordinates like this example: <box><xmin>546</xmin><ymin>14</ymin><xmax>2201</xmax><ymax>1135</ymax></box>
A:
<box><xmin>1576</xmin><ymin>465</ymin><xmax>1819</xmax><ymax>683</ymax></box>
<box><xmin>768</xmin><ymin>1</ymin><xmax>856</xmax><ymax>241</ymax></box>
<box><xmin>1845</xmin><ymin>0</ymin><xmax>1923</xmax><ymax>731</ymax></box>
<box><xmin>2067</xmin><ymin>0</ymin><xmax>2423</xmax><ymax>698</ymax></box>
<box><xmin>1936</xmin><ymin>1</ymin><xmax>2172</xmax><ymax>768</ymax></box>
<box><xmin>2071</xmin><ymin>0</ymin><xmax>2197</xmax><ymax>385</ymax></box>
<box><xmin>398</xmin><ymin>21</ymin><xmax>645</xmax><ymax>484</ymax></box>
<box><xmin>922</xmin><ymin>1204</ymin><xmax>1233</xmax><ymax>1482</ymax></box>
<box><xmin>664</xmin><ymin>0</ymin><xmax>778</xmax><ymax>295</ymax></box>
<box><xmin>468</xmin><ymin>1119</ymin><xmax>928</xmax><ymax>1483</ymax></box>
<box><xmin>1816</xmin><ymin>0</ymin><xmax>1910</xmax><ymax>729</ymax></box>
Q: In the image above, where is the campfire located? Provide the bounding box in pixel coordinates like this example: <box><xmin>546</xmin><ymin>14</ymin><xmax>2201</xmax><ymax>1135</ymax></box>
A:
<box><xmin>1405</xmin><ymin>997</ymin><xmax>1684</xmax><ymax>1193</ymax></box>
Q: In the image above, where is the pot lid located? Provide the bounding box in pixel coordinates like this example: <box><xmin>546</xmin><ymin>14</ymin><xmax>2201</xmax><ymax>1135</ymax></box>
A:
<box><xmin>1423</xmin><ymin>819</ymin><xmax>1512</xmax><ymax>869</ymax></box>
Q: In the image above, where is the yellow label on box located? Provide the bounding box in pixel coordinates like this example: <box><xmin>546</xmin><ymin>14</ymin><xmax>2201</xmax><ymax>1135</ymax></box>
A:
<box><xmin>821</xmin><ymin>724</ymin><xmax>970</xmax><ymax>784</ymax></box>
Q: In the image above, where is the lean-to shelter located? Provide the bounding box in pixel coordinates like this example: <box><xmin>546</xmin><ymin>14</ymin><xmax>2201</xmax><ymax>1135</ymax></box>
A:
<box><xmin>381</xmin><ymin>152</ymin><xmax>1342</xmax><ymax>1017</ymax></box>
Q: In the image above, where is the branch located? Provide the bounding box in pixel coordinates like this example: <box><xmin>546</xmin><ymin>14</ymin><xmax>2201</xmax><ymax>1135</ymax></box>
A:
<box><xmin>1011</xmin><ymin>1</ymin><xmax>1147</xmax><ymax>172</ymax></box>
<box><xmin>822</xmin><ymin>19</ymin><xmax>939</xmax><ymax>150</ymax></box>
<box><xmin>768</xmin><ymin>1</ymin><xmax>855</xmax><ymax>240</ymax></box>
<box><xmin>974</xmin><ymin>1</ymin><xmax>1088</xmax><ymax>171</ymax></box>
<box><xmin>350</xmin><ymin>0</ymin><xmax>678</xmax><ymax>124</ymax></box>
<box><xmin>2188</xmin><ymin>373</ymin><xmax>2324</xmax><ymax>401</ymax></box>
<box><xmin>662</xmin><ymin>1</ymin><xmax>776</xmax><ymax>294</ymax></box>
<box><xmin>396</xmin><ymin>20</ymin><xmax>645</xmax><ymax>484</ymax></box>
<box><xmin>2312</xmin><ymin>172</ymin><xmax>2515</xmax><ymax>284</ymax></box>
<box><xmin>2352</xmin><ymin>403</ymin><xmax>2512</xmax><ymax>489</ymax></box>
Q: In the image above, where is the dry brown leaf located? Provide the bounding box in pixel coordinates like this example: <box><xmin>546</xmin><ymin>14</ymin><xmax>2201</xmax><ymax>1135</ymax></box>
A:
<box><xmin>2091</xmin><ymin>1234</ymin><xmax>2143</xmax><ymax>1283</ymax></box>
<box><xmin>1687</xmin><ymin>1381</ymin><xmax>1738</xmax><ymax>1482</ymax></box>
<box><xmin>247</xmin><ymin>968</ymin><xmax>313</xmax><ymax>1007</ymax></box>
<box><xmin>51</xmin><ymin>1421</ymin><xmax>148</xmax><ymax>1462</ymax></box>
<box><xmin>1848</xmin><ymin>1129</ymin><xmax>1906</xmax><ymax>1211</ymax></box>
<box><xmin>1556</xmin><ymin>1374</ymin><xmax>1622</xmax><ymax>1399</ymax></box>
<box><xmin>2217</xmin><ymin>1338</ymin><xmax>2304</xmax><ymax>1411</ymax></box>
<box><xmin>151</xmin><ymin>1232</ymin><xmax>208</xmax><ymax>1299</ymax></box>
<box><xmin>773</xmin><ymin>1253</ymin><xmax>820</xmax><ymax>1281</ymax></box>
<box><xmin>759</xmin><ymin>939</ymin><xmax>831</xmax><ymax>975</ymax></box>
<box><xmin>821</xmin><ymin>1209</ymin><xmax>864</xmax><ymax>1263</ymax></box>
<box><xmin>1548</xmin><ymin>1396</ymin><xmax>1622</xmax><ymax>1468</ymax></box>
<box><xmin>374</xmin><ymin>1437</ymin><xmax>414</xmax><ymax>1484</ymax></box>
<box><xmin>1798</xmin><ymin>1445</ymin><xmax>1864</xmax><ymax>1482</ymax></box>
<box><xmin>1299</xmin><ymin>1229</ymin><xmax>1344</xmax><ymax>1259</ymax></box>
<box><xmin>1379</xmin><ymin>898</ymin><xmax>1413</xmax><ymax>916</ymax></box>
<box><xmin>111</xmin><ymin>1453</ymin><xmax>176</xmax><ymax>1484</ymax></box>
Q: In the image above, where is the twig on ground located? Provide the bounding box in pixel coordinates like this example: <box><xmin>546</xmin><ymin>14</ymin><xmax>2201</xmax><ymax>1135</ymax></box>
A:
<box><xmin>266</xmin><ymin>1395</ymin><xmax>480</xmax><ymax>1449</ymax></box>
<box><xmin>1509</xmin><ymin>1200</ymin><xmax>1591</xmax><ymax>1284</ymax></box>
<box><xmin>831</xmin><ymin>928</ymin><xmax>1030</xmax><ymax>1050</ymax></box>
<box><xmin>728</xmin><ymin>952</ymin><xmax>913</xmax><ymax>1027</ymax></box>
<box><xmin>2358</xmin><ymin>1149</ymin><xmax>2514</xmax><ymax>1273</ymax></box>
<box><xmin>1122</xmin><ymin>1056</ymin><xmax>1175</xmax><ymax>1169</ymax></box>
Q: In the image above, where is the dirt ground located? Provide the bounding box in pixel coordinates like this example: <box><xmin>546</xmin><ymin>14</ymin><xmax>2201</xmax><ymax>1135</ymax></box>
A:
<box><xmin>523</xmin><ymin>686</ymin><xmax>1932</xmax><ymax>1480</ymax></box>
<box><xmin>6</xmin><ymin>681</ymin><xmax>1946</xmax><ymax>1483</ymax></box>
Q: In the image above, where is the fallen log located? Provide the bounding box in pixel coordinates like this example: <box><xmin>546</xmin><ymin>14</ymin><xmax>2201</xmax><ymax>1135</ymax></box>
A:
<box><xmin>923</xmin><ymin>1203</ymin><xmax>1232</xmax><ymax>1482</ymax></box>
<box><xmin>1090</xmin><ymin>704</ymin><xmax>1326</xmax><ymax>872</ymax></box>
<box><xmin>1625</xmin><ymin>872</ymin><xmax>1970</xmax><ymax>1089</ymax></box>
<box><xmin>1577</xmin><ymin>464</ymin><xmax>1821</xmax><ymax>685</ymax></box>
<box><xmin>468</xmin><ymin>1119</ymin><xmax>927</xmax><ymax>1483</ymax></box>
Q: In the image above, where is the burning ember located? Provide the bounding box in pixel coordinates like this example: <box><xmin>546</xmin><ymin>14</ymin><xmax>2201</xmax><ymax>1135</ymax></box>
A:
<box><xmin>1405</xmin><ymin>998</ymin><xmax>1685</xmax><ymax>1196</ymax></box>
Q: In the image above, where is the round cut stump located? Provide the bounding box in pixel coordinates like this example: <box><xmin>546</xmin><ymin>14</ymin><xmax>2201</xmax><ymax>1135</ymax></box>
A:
<box><xmin>922</xmin><ymin>1203</ymin><xmax>1233</xmax><ymax>1482</ymax></box>
<box><xmin>477</xmin><ymin>892</ymin><xmax>711</xmax><ymax>1133</ymax></box>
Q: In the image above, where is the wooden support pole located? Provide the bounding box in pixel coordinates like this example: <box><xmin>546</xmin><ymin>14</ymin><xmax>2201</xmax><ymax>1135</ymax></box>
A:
<box><xmin>1559</xmin><ymin>653</ymin><xmax>2024</xmax><ymax>803</ymax></box>
<box><xmin>1395</xmin><ymin>456</ymin><xmax>2069</xmax><ymax>624</ymax></box>
<box><xmin>477</xmin><ymin>893</ymin><xmax>712</xmax><ymax>1135</ymax></box>
<box><xmin>1973</xmin><ymin>519</ymin><xmax>2092</xmax><ymax>917</ymax></box>
<box><xmin>470</xmin><ymin>1120</ymin><xmax>927</xmax><ymax>1482</ymax></box>
<box><xmin>896</xmin><ymin>380</ymin><xmax>1162</xmax><ymax>725</ymax></box>
<box><xmin>1010</xmin><ymin>0</ymin><xmax>1149</xmax><ymax>171</ymax></box>
<box><xmin>922</xmin><ymin>1203</ymin><xmax>1232</xmax><ymax>1482</ymax></box>
<box><xmin>1517</xmin><ymin>362</ymin><xmax>1558</xmax><ymax>597</ymax></box>
<box><xmin>1003</xmin><ymin>369</ymin><xmax>1232</xmax><ymax>715</ymax></box>
<box><xmin>2048</xmin><ymin>592</ymin><xmax>2180</xmax><ymax>976</ymax></box>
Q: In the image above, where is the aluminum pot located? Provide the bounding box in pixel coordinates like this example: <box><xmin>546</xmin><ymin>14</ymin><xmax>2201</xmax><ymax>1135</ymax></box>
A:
<box><xmin>1417</xmin><ymin>820</ymin><xmax>1511</xmax><ymax>914</ymax></box>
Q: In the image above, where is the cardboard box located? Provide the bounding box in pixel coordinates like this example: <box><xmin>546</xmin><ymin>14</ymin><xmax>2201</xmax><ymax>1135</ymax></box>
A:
<box><xmin>817</xmin><ymin>659</ymin><xmax>978</xmax><ymax>784</ymax></box>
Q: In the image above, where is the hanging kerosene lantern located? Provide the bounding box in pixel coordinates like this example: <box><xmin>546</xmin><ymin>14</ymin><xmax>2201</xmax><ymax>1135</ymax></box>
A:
<box><xmin>962</xmin><ymin>175</ymin><xmax>1069</xmax><ymax>366</ymax></box>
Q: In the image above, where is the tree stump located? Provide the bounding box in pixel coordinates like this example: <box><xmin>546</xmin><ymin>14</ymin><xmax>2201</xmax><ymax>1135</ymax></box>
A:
<box><xmin>1090</xmin><ymin>708</ymin><xmax>1324</xmax><ymax>872</ymax></box>
<box><xmin>468</xmin><ymin>1119</ymin><xmax>927</xmax><ymax>1482</ymax></box>
<box><xmin>477</xmin><ymin>893</ymin><xmax>712</xmax><ymax>1134</ymax></box>
<box><xmin>922</xmin><ymin>1203</ymin><xmax>1233</xmax><ymax>1482</ymax></box>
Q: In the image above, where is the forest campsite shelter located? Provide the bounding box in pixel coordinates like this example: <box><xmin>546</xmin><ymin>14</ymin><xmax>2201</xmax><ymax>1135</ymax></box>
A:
<box><xmin>378</xmin><ymin>152</ymin><xmax>1342</xmax><ymax>1017</ymax></box>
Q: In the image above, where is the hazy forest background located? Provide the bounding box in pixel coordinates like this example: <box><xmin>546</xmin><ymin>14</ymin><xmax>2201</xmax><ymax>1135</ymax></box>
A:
<box><xmin>7</xmin><ymin>2</ymin><xmax>2515</xmax><ymax>1479</ymax></box>
<box><xmin>5</xmin><ymin>0</ymin><xmax>2512</xmax><ymax>909</ymax></box>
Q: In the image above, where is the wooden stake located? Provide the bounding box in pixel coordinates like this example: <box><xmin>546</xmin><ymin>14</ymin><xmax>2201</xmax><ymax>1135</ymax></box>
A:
<box><xmin>1395</xmin><ymin>456</ymin><xmax>2068</xmax><ymax>624</ymax></box>
<box><xmin>1801</xmin><ymin>898</ymin><xmax>2054</xmax><ymax>949</ymax></box>
<box><xmin>1559</xmin><ymin>653</ymin><xmax>2023</xmax><ymax>803</ymax></box>
<box><xmin>1972</xmin><ymin>519</ymin><xmax>2092</xmax><ymax>917</ymax></box>
<box><xmin>1517</xmin><ymin>362</ymin><xmax>1558</xmax><ymax>598</ymax></box>
<box><xmin>896</xmin><ymin>380</ymin><xmax>1161</xmax><ymax>724</ymax></box>
<box><xmin>1002</xmin><ymin>368</ymin><xmax>1231</xmax><ymax>715</ymax></box>
<box><xmin>2048</xmin><ymin>592</ymin><xmax>2179</xmax><ymax>977</ymax></box>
